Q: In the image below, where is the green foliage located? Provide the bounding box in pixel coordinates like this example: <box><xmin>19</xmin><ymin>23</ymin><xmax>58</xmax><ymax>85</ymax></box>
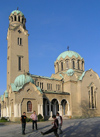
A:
<box><xmin>0</xmin><ymin>117</ymin><xmax>8</xmax><ymax>122</ymax></box>
<box><xmin>38</xmin><ymin>114</ymin><xmax>44</xmax><ymax>121</ymax></box>
<box><xmin>26</xmin><ymin>118</ymin><xmax>32</xmax><ymax>122</ymax></box>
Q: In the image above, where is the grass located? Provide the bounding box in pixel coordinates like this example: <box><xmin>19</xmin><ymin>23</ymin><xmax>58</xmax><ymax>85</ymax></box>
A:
<box><xmin>0</xmin><ymin>119</ymin><xmax>8</xmax><ymax>122</ymax></box>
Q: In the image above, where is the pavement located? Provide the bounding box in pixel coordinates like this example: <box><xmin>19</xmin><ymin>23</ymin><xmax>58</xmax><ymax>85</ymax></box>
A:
<box><xmin>0</xmin><ymin>117</ymin><xmax>100</xmax><ymax>137</ymax></box>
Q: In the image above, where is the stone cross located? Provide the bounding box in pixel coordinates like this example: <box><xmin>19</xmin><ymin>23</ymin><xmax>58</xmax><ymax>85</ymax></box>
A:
<box><xmin>67</xmin><ymin>46</ymin><xmax>69</xmax><ymax>51</ymax></box>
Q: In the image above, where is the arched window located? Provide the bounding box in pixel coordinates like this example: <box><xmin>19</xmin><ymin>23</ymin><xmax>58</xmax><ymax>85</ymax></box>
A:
<box><xmin>72</xmin><ymin>60</ymin><xmax>75</xmax><ymax>69</ymax></box>
<box><xmin>91</xmin><ymin>87</ymin><xmax>94</xmax><ymax>108</ymax></box>
<box><xmin>22</xmin><ymin>18</ymin><xmax>24</xmax><ymax>23</ymax></box>
<box><xmin>61</xmin><ymin>62</ymin><xmax>63</xmax><ymax>71</ymax></box>
<box><xmin>89</xmin><ymin>87</ymin><xmax>96</xmax><ymax>109</ymax></box>
<box><xmin>18</xmin><ymin>16</ymin><xmax>20</xmax><ymax>22</ymax></box>
<box><xmin>57</xmin><ymin>62</ymin><xmax>59</xmax><ymax>72</ymax></box>
<box><xmin>66</xmin><ymin>60</ymin><xmax>69</xmax><ymax>69</ymax></box>
<box><xmin>82</xmin><ymin>61</ymin><xmax>84</xmax><ymax>70</ymax></box>
<box><xmin>78</xmin><ymin>60</ymin><xmax>80</xmax><ymax>70</ymax></box>
<box><xmin>14</xmin><ymin>15</ymin><xmax>16</xmax><ymax>21</ymax></box>
<box><xmin>27</xmin><ymin>101</ymin><xmax>32</xmax><ymax>112</ymax></box>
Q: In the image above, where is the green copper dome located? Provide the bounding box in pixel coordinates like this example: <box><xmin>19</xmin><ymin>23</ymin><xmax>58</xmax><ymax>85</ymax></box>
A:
<box><xmin>4</xmin><ymin>90</ymin><xmax>8</xmax><ymax>98</ymax></box>
<box><xmin>57</xmin><ymin>50</ymin><xmax>83</xmax><ymax>61</ymax></box>
<box><xmin>11</xmin><ymin>10</ymin><xmax>24</xmax><ymax>16</ymax></box>
<box><xmin>1</xmin><ymin>95</ymin><xmax>4</xmax><ymax>101</ymax></box>
<box><xmin>14</xmin><ymin>74</ymin><xmax>34</xmax><ymax>88</ymax></box>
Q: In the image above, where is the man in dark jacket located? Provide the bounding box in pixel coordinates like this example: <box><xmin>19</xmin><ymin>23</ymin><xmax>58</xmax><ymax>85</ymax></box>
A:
<box><xmin>41</xmin><ymin>115</ymin><xmax>59</xmax><ymax>137</ymax></box>
<box><xmin>21</xmin><ymin>112</ymin><xmax>27</xmax><ymax>135</ymax></box>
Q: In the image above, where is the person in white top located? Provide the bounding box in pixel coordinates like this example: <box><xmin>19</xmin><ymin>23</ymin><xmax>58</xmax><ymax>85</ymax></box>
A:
<box><xmin>56</xmin><ymin>112</ymin><xmax>63</xmax><ymax>134</ymax></box>
<box><xmin>30</xmin><ymin>111</ymin><xmax>38</xmax><ymax>130</ymax></box>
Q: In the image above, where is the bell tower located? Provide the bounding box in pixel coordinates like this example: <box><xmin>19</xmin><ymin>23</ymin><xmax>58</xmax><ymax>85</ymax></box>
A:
<box><xmin>7</xmin><ymin>9</ymin><xmax>29</xmax><ymax>90</ymax></box>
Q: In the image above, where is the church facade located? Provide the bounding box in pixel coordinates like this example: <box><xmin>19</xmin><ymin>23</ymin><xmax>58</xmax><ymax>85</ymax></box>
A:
<box><xmin>1</xmin><ymin>10</ymin><xmax>100</xmax><ymax>121</ymax></box>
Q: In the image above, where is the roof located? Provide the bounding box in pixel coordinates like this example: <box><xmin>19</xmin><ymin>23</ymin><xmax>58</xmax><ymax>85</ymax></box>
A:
<box><xmin>79</xmin><ymin>71</ymin><xmax>86</xmax><ymax>81</ymax></box>
<box><xmin>31</xmin><ymin>74</ymin><xmax>61</xmax><ymax>81</ymax></box>
<box><xmin>56</xmin><ymin>50</ymin><xmax>83</xmax><ymax>61</ymax></box>
<box><xmin>11</xmin><ymin>10</ymin><xmax>24</xmax><ymax>16</ymax></box>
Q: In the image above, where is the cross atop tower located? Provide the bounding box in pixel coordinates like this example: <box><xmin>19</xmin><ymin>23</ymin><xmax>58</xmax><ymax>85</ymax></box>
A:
<box><xmin>17</xmin><ymin>7</ymin><xmax>19</xmax><ymax>10</ymax></box>
<box><xmin>67</xmin><ymin>46</ymin><xmax>69</xmax><ymax>51</ymax></box>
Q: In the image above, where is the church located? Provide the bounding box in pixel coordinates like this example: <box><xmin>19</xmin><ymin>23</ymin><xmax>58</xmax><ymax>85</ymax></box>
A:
<box><xmin>1</xmin><ymin>9</ymin><xmax>100</xmax><ymax>121</ymax></box>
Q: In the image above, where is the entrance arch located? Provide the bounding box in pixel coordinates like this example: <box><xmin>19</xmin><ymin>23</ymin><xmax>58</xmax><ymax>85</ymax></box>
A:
<box><xmin>51</xmin><ymin>99</ymin><xmax>59</xmax><ymax>115</ymax></box>
<box><xmin>61</xmin><ymin>99</ymin><xmax>67</xmax><ymax>115</ymax></box>
<box><xmin>43</xmin><ymin>98</ymin><xmax>49</xmax><ymax>116</ymax></box>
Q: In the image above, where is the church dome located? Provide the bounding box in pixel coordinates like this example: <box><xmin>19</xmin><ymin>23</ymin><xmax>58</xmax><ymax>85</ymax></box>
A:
<box><xmin>11</xmin><ymin>10</ymin><xmax>24</xmax><ymax>16</ymax></box>
<box><xmin>57</xmin><ymin>50</ymin><xmax>83</xmax><ymax>61</ymax></box>
<box><xmin>9</xmin><ymin>9</ymin><xmax>26</xmax><ymax>29</ymax></box>
<box><xmin>4</xmin><ymin>90</ymin><xmax>8</xmax><ymax>98</ymax></box>
<box><xmin>14</xmin><ymin>74</ymin><xmax>34</xmax><ymax>88</ymax></box>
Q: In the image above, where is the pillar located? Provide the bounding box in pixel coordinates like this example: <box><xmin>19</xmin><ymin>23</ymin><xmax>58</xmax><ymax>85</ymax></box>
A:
<box><xmin>59</xmin><ymin>104</ymin><xmax>62</xmax><ymax>116</ymax></box>
<box><xmin>49</xmin><ymin>102</ymin><xmax>51</xmax><ymax>116</ymax></box>
<box><xmin>41</xmin><ymin>104</ymin><xmax>43</xmax><ymax>116</ymax></box>
<box><xmin>38</xmin><ymin>104</ymin><xmax>40</xmax><ymax>115</ymax></box>
<box><xmin>19</xmin><ymin>104</ymin><xmax>21</xmax><ymax>117</ymax></box>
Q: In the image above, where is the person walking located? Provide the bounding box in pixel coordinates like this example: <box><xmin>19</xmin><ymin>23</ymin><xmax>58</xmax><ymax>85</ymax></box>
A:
<box><xmin>56</xmin><ymin>112</ymin><xmax>63</xmax><ymax>134</ymax></box>
<box><xmin>30</xmin><ymin>111</ymin><xmax>38</xmax><ymax>130</ymax></box>
<box><xmin>21</xmin><ymin>112</ymin><xmax>27</xmax><ymax>135</ymax></box>
<box><xmin>41</xmin><ymin>115</ymin><xmax>59</xmax><ymax>137</ymax></box>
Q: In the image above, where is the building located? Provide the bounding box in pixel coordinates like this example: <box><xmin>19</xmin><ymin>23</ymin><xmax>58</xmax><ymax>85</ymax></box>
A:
<box><xmin>1</xmin><ymin>9</ymin><xmax>100</xmax><ymax>121</ymax></box>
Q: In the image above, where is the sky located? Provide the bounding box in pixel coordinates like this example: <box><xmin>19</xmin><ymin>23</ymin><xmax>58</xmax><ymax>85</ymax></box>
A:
<box><xmin>0</xmin><ymin>0</ymin><xmax>100</xmax><ymax>95</ymax></box>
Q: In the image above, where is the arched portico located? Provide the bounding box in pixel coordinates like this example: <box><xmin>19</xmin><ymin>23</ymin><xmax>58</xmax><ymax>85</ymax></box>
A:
<box><xmin>61</xmin><ymin>99</ymin><xmax>70</xmax><ymax>116</ymax></box>
<box><xmin>43</xmin><ymin>98</ymin><xmax>50</xmax><ymax>116</ymax></box>
<box><xmin>51</xmin><ymin>99</ymin><xmax>59</xmax><ymax>115</ymax></box>
<box><xmin>61</xmin><ymin>99</ymin><xmax>67</xmax><ymax>115</ymax></box>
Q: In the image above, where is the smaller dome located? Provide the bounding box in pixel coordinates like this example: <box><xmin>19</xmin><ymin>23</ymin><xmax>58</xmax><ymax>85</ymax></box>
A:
<box><xmin>14</xmin><ymin>74</ymin><xmax>34</xmax><ymax>88</ymax></box>
<box><xmin>1</xmin><ymin>95</ymin><xmax>4</xmax><ymax>101</ymax></box>
<box><xmin>66</xmin><ymin>69</ymin><xmax>74</xmax><ymax>76</ymax></box>
<box><xmin>4</xmin><ymin>90</ymin><xmax>8</xmax><ymax>98</ymax></box>
<box><xmin>11</xmin><ymin>10</ymin><xmax>24</xmax><ymax>16</ymax></box>
<box><xmin>57</xmin><ymin>50</ymin><xmax>83</xmax><ymax>61</ymax></box>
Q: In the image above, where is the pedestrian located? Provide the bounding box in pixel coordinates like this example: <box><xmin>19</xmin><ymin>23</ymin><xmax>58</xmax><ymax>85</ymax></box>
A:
<box><xmin>20</xmin><ymin>112</ymin><xmax>27</xmax><ymax>135</ymax></box>
<box><xmin>56</xmin><ymin>112</ymin><xmax>63</xmax><ymax>134</ymax></box>
<box><xmin>30</xmin><ymin>111</ymin><xmax>38</xmax><ymax>130</ymax></box>
<box><xmin>41</xmin><ymin>115</ymin><xmax>59</xmax><ymax>137</ymax></box>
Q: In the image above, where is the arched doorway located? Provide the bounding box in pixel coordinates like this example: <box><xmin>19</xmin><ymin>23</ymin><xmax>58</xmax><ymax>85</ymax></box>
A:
<box><xmin>51</xmin><ymin>99</ymin><xmax>59</xmax><ymax>115</ymax></box>
<box><xmin>61</xmin><ymin>99</ymin><xmax>67</xmax><ymax>115</ymax></box>
<box><xmin>43</xmin><ymin>98</ymin><xmax>49</xmax><ymax>116</ymax></box>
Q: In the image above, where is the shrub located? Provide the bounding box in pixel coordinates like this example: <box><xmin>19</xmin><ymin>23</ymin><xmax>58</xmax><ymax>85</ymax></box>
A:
<box><xmin>38</xmin><ymin>114</ymin><xmax>43</xmax><ymax>121</ymax></box>
<box><xmin>26</xmin><ymin>118</ymin><xmax>32</xmax><ymax>122</ymax></box>
<box><xmin>0</xmin><ymin>117</ymin><xmax>8</xmax><ymax>122</ymax></box>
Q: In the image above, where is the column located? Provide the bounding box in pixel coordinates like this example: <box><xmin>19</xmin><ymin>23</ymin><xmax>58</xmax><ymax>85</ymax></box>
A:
<box><xmin>9</xmin><ymin>106</ymin><xmax>11</xmax><ymax>117</ymax></box>
<box><xmin>49</xmin><ymin>102</ymin><xmax>51</xmax><ymax>116</ymax></box>
<box><xmin>38</xmin><ymin>104</ymin><xmax>40</xmax><ymax>115</ymax></box>
<box><xmin>41</xmin><ymin>104</ymin><xmax>43</xmax><ymax>116</ymax></box>
<box><xmin>45</xmin><ymin>101</ymin><xmax>47</xmax><ymax>116</ymax></box>
<box><xmin>7</xmin><ymin>107</ymin><xmax>8</xmax><ymax>117</ymax></box>
<box><xmin>19</xmin><ymin>104</ymin><xmax>21</xmax><ymax>117</ymax></box>
<box><xmin>14</xmin><ymin>104</ymin><xmax>16</xmax><ymax>117</ymax></box>
<box><xmin>59</xmin><ymin>104</ymin><xmax>62</xmax><ymax>116</ymax></box>
<box><xmin>1</xmin><ymin>109</ymin><xmax>2</xmax><ymax>117</ymax></box>
<box><xmin>67</xmin><ymin>103</ymin><xmax>71</xmax><ymax>116</ymax></box>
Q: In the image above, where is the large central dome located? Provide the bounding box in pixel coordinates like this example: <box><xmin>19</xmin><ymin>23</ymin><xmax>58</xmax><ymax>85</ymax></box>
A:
<box><xmin>57</xmin><ymin>50</ymin><xmax>83</xmax><ymax>61</ymax></box>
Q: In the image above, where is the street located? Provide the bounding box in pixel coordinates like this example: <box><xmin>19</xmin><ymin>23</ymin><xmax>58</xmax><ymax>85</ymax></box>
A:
<box><xmin>0</xmin><ymin>118</ymin><xmax>100</xmax><ymax>137</ymax></box>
